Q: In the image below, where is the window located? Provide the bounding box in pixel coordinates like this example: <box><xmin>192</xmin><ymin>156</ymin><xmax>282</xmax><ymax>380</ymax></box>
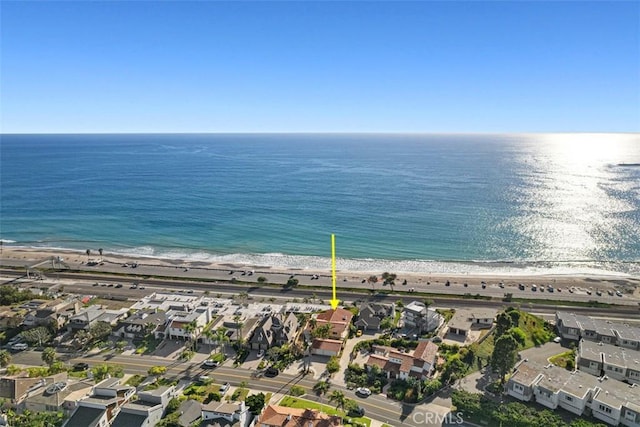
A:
<box><xmin>590</xmin><ymin>362</ymin><xmax>599</xmax><ymax>369</ymax></box>
<box><xmin>598</xmin><ymin>404</ymin><xmax>612</xmax><ymax>414</ymax></box>
<box><xmin>565</xmin><ymin>395</ymin><xmax>573</xmax><ymax>402</ymax></box>
<box><xmin>624</xmin><ymin>411</ymin><xmax>637</xmax><ymax>422</ymax></box>
<box><xmin>514</xmin><ymin>384</ymin><xmax>524</xmax><ymax>392</ymax></box>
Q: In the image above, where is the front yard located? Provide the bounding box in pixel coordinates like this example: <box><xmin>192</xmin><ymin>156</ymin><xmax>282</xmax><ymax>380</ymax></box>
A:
<box><xmin>279</xmin><ymin>396</ymin><xmax>371</xmax><ymax>427</ymax></box>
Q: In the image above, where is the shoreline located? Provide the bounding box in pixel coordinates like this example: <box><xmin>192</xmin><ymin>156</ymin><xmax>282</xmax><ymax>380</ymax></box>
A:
<box><xmin>0</xmin><ymin>244</ymin><xmax>638</xmax><ymax>279</ymax></box>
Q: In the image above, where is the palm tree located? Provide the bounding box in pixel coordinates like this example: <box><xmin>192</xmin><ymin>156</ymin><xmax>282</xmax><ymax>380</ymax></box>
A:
<box><xmin>313</xmin><ymin>380</ymin><xmax>330</xmax><ymax>396</ymax></box>
<box><xmin>367</xmin><ymin>275</ymin><xmax>378</xmax><ymax>289</ymax></box>
<box><xmin>42</xmin><ymin>347</ymin><xmax>57</xmax><ymax>366</ymax></box>
<box><xmin>233</xmin><ymin>314</ymin><xmax>244</xmax><ymax>345</ymax></box>
<box><xmin>215</xmin><ymin>327</ymin><xmax>230</xmax><ymax>355</ymax></box>
<box><xmin>328</xmin><ymin>390</ymin><xmax>346</xmax><ymax>411</ymax></box>
<box><xmin>184</xmin><ymin>321</ymin><xmax>198</xmax><ymax>351</ymax></box>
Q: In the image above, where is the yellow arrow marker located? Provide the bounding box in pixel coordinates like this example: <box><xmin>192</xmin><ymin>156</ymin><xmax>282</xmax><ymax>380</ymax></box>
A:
<box><xmin>330</xmin><ymin>233</ymin><xmax>339</xmax><ymax>309</ymax></box>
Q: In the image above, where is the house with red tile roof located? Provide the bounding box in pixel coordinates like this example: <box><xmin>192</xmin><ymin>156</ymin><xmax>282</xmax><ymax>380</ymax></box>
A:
<box><xmin>365</xmin><ymin>340</ymin><xmax>439</xmax><ymax>380</ymax></box>
<box><xmin>309</xmin><ymin>308</ymin><xmax>354</xmax><ymax>357</ymax></box>
<box><xmin>257</xmin><ymin>404</ymin><xmax>342</xmax><ymax>427</ymax></box>
<box><xmin>314</xmin><ymin>308</ymin><xmax>353</xmax><ymax>340</ymax></box>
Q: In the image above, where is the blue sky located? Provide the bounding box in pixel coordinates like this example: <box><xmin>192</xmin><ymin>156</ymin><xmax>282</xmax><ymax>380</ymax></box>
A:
<box><xmin>1</xmin><ymin>1</ymin><xmax>638</xmax><ymax>133</ymax></box>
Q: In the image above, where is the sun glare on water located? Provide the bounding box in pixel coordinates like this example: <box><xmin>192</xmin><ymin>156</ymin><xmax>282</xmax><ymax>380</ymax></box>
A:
<box><xmin>517</xmin><ymin>133</ymin><xmax>638</xmax><ymax>262</ymax></box>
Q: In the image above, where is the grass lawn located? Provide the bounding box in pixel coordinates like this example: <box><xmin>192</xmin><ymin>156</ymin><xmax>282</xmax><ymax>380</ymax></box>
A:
<box><xmin>136</xmin><ymin>337</ymin><xmax>161</xmax><ymax>355</ymax></box>
<box><xmin>279</xmin><ymin>396</ymin><xmax>371</xmax><ymax>427</ymax></box>
<box><xmin>231</xmin><ymin>387</ymin><xmax>249</xmax><ymax>402</ymax></box>
<box><xmin>470</xmin><ymin>309</ymin><xmax>553</xmax><ymax>371</ymax></box>
<box><xmin>549</xmin><ymin>350</ymin><xmax>575</xmax><ymax>369</ymax></box>
<box><xmin>183</xmin><ymin>382</ymin><xmax>223</xmax><ymax>402</ymax></box>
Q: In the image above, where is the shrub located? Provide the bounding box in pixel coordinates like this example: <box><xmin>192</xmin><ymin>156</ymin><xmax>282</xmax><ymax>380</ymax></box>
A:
<box><xmin>289</xmin><ymin>385</ymin><xmax>305</xmax><ymax>397</ymax></box>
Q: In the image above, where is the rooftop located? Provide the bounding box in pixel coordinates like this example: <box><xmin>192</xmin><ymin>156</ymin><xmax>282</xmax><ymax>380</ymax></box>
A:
<box><xmin>64</xmin><ymin>406</ymin><xmax>105</xmax><ymax>427</ymax></box>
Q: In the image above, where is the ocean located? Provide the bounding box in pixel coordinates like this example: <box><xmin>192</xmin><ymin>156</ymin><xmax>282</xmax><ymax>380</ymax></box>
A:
<box><xmin>1</xmin><ymin>133</ymin><xmax>639</xmax><ymax>276</ymax></box>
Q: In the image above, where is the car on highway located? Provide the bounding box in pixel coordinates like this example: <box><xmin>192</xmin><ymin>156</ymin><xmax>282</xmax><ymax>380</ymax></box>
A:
<box><xmin>202</xmin><ymin>360</ymin><xmax>219</xmax><ymax>369</ymax></box>
<box><xmin>73</xmin><ymin>362</ymin><xmax>89</xmax><ymax>371</ymax></box>
<box><xmin>115</xmin><ymin>284</ymin><xmax>123</xmax><ymax>288</ymax></box>
<box><xmin>355</xmin><ymin>387</ymin><xmax>372</xmax><ymax>397</ymax></box>
<box><xmin>11</xmin><ymin>343</ymin><xmax>28</xmax><ymax>351</ymax></box>
<box><xmin>264</xmin><ymin>367</ymin><xmax>279</xmax><ymax>377</ymax></box>
<box><xmin>198</xmin><ymin>375</ymin><xmax>211</xmax><ymax>383</ymax></box>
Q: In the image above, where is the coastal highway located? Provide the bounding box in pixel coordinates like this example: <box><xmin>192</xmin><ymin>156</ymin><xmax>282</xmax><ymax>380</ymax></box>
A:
<box><xmin>2</xmin><ymin>255</ymin><xmax>639</xmax><ymax>306</ymax></box>
<box><xmin>11</xmin><ymin>350</ymin><xmax>442</xmax><ymax>427</ymax></box>
<box><xmin>2</xmin><ymin>268</ymin><xmax>640</xmax><ymax>320</ymax></box>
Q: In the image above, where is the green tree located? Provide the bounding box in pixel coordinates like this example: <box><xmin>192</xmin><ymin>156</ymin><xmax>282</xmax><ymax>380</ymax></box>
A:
<box><xmin>89</xmin><ymin>321</ymin><xmax>112</xmax><ymax>342</ymax></box>
<box><xmin>289</xmin><ymin>385</ymin><xmax>305</xmax><ymax>396</ymax></box>
<box><xmin>507</xmin><ymin>327</ymin><xmax>527</xmax><ymax>347</ymax></box>
<box><xmin>495</xmin><ymin>312</ymin><xmax>514</xmax><ymax>337</ymax></box>
<box><xmin>245</xmin><ymin>392</ymin><xmax>266</xmax><ymax>415</ymax></box>
<box><xmin>313</xmin><ymin>380</ymin><xmax>331</xmax><ymax>395</ymax></box>
<box><xmin>20</xmin><ymin>326</ymin><xmax>51</xmax><ymax>347</ymax></box>
<box><xmin>115</xmin><ymin>340</ymin><xmax>127</xmax><ymax>352</ymax></box>
<box><xmin>286</xmin><ymin>277</ymin><xmax>299</xmax><ymax>287</ymax></box>
<box><xmin>184</xmin><ymin>320</ymin><xmax>198</xmax><ymax>351</ymax></box>
<box><xmin>0</xmin><ymin>349</ymin><xmax>11</xmax><ymax>367</ymax></box>
<box><xmin>233</xmin><ymin>314</ymin><xmax>244</xmax><ymax>346</ymax></box>
<box><xmin>328</xmin><ymin>390</ymin><xmax>346</xmax><ymax>411</ymax></box>
<box><xmin>379</xmin><ymin>317</ymin><xmax>394</xmax><ymax>331</ymax></box>
<box><xmin>91</xmin><ymin>364</ymin><xmax>124</xmax><ymax>381</ymax></box>
<box><xmin>326</xmin><ymin>356</ymin><xmax>340</xmax><ymax>374</ymax></box>
<box><xmin>257</xmin><ymin>276</ymin><xmax>267</xmax><ymax>284</ymax></box>
<box><xmin>311</xmin><ymin>324</ymin><xmax>332</xmax><ymax>339</ymax></box>
<box><xmin>491</xmin><ymin>334</ymin><xmax>519</xmax><ymax>385</ymax></box>
<box><xmin>48</xmin><ymin>361</ymin><xmax>66</xmax><ymax>374</ymax></box>
<box><xmin>148</xmin><ymin>366</ymin><xmax>167</xmax><ymax>376</ymax></box>
<box><xmin>215</xmin><ymin>327</ymin><xmax>230</xmax><ymax>355</ymax></box>
<box><xmin>367</xmin><ymin>275</ymin><xmax>378</xmax><ymax>288</ymax></box>
<box><xmin>42</xmin><ymin>347</ymin><xmax>57</xmax><ymax>366</ymax></box>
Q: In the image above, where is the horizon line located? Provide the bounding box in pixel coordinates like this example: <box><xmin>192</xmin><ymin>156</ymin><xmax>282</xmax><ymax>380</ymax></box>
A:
<box><xmin>2</xmin><ymin>131</ymin><xmax>639</xmax><ymax>136</ymax></box>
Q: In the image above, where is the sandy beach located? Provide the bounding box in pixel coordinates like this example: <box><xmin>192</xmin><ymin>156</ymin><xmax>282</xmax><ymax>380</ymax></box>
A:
<box><xmin>1</xmin><ymin>246</ymin><xmax>639</xmax><ymax>302</ymax></box>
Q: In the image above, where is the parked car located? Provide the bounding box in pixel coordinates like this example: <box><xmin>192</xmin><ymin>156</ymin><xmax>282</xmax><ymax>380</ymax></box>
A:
<box><xmin>11</xmin><ymin>343</ymin><xmax>28</xmax><ymax>351</ymax></box>
<box><xmin>115</xmin><ymin>284</ymin><xmax>123</xmax><ymax>288</ymax></box>
<box><xmin>198</xmin><ymin>375</ymin><xmax>211</xmax><ymax>383</ymax></box>
<box><xmin>553</xmin><ymin>336</ymin><xmax>562</xmax><ymax>343</ymax></box>
<box><xmin>356</xmin><ymin>330</ymin><xmax>363</xmax><ymax>337</ymax></box>
<box><xmin>257</xmin><ymin>349</ymin><xmax>265</xmax><ymax>358</ymax></box>
<box><xmin>73</xmin><ymin>362</ymin><xmax>89</xmax><ymax>371</ymax></box>
<box><xmin>355</xmin><ymin>387</ymin><xmax>372</xmax><ymax>397</ymax></box>
<box><xmin>348</xmin><ymin>406</ymin><xmax>365</xmax><ymax>417</ymax></box>
<box><xmin>219</xmin><ymin>382</ymin><xmax>230</xmax><ymax>394</ymax></box>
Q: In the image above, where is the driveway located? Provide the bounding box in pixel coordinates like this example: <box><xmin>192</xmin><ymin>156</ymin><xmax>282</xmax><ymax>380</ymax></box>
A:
<box><xmin>520</xmin><ymin>341</ymin><xmax>566</xmax><ymax>366</ymax></box>
<box><xmin>333</xmin><ymin>334</ymin><xmax>378</xmax><ymax>387</ymax></box>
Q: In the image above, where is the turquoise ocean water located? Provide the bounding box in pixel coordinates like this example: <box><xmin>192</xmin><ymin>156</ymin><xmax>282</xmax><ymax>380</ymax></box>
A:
<box><xmin>1</xmin><ymin>133</ymin><xmax>639</xmax><ymax>276</ymax></box>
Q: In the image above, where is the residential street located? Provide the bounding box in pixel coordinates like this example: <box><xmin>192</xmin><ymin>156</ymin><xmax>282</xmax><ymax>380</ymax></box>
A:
<box><xmin>10</xmin><ymin>350</ymin><xmax>457</xmax><ymax>426</ymax></box>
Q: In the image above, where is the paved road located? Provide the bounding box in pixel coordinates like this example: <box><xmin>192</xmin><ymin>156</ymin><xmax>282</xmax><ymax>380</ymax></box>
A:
<box><xmin>11</xmin><ymin>350</ymin><xmax>452</xmax><ymax>426</ymax></box>
<box><xmin>3</xmin><ymin>269</ymin><xmax>640</xmax><ymax>321</ymax></box>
